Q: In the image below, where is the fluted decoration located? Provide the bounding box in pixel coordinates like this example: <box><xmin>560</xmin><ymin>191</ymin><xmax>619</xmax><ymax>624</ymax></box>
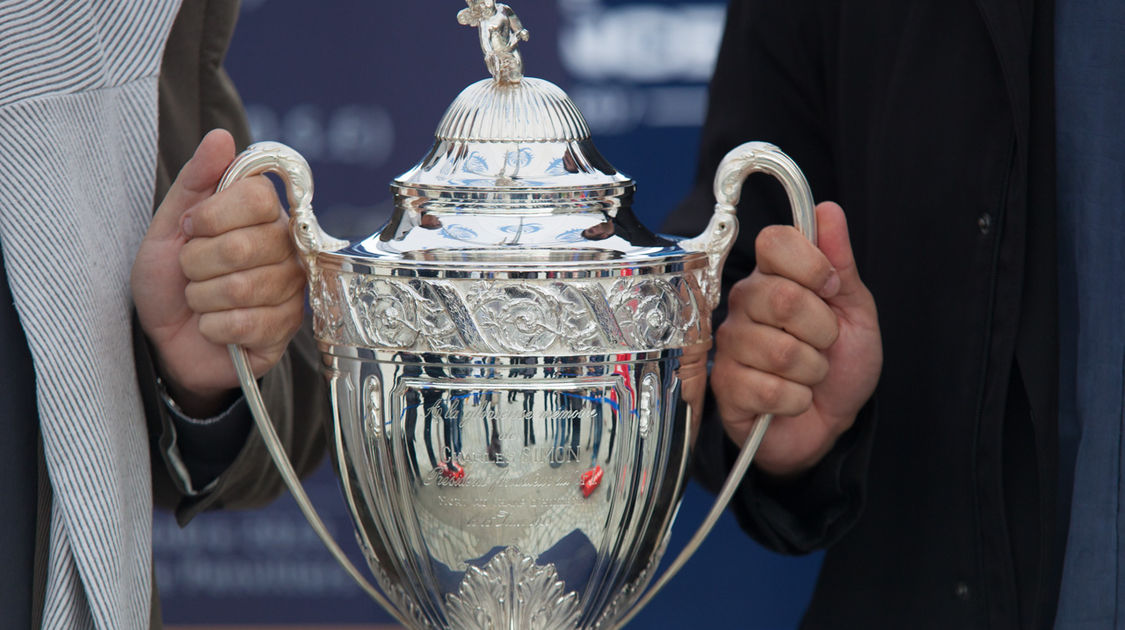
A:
<box><xmin>436</xmin><ymin>78</ymin><xmax>590</xmax><ymax>143</ymax></box>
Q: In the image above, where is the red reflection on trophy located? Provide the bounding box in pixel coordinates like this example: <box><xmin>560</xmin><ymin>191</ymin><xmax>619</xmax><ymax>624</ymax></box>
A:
<box><xmin>438</xmin><ymin>459</ymin><xmax>466</xmax><ymax>483</ymax></box>
<box><xmin>580</xmin><ymin>465</ymin><xmax>604</xmax><ymax>498</ymax></box>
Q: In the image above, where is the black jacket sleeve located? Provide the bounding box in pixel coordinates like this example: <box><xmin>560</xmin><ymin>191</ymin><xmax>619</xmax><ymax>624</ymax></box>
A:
<box><xmin>665</xmin><ymin>0</ymin><xmax>874</xmax><ymax>553</ymax></box>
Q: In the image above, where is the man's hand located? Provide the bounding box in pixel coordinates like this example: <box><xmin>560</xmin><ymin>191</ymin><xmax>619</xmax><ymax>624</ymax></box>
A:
<box><xmin>712</xmin><ymin>202</ymin><xmax>882</xmax><ymax>477</ymax></box>
<box><xmin>132</xmin><ymin>129</ymin><xmax>306</xmax><ymax>418</ymax></box>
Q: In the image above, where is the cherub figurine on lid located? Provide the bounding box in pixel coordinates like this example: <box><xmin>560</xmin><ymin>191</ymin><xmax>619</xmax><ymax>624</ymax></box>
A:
<box><xmin>457</xmin><ymin>0</ymin><xmax>530</xmax><ymax>83</ymax></box>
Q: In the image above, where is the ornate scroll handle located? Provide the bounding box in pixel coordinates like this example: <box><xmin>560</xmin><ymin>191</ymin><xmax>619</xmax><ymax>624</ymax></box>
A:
<box><xmin>680</xmin><ymin>141</ymin><xmax>818</xmax><ymax>310</ymax></box>
<box><xmin>216</xmin><ymin>141</ymin><xmax>347</xmax><ymax>275</ymax></box>
<box><xmin>616</xmin><ymin>143</ymin><xmax>817</xmax><ymax>629</ymax></box>
<box><xmin>458</xmin><ymin>0</ymin><xmax>530</xmax><ymax>84</ymax></box>
<box><xmin>217</xmin><ymin>145</ymin><xmax>410</xmax><ymax>627</ymax></box>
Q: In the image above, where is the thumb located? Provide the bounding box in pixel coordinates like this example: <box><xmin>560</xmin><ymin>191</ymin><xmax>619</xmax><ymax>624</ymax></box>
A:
<box><xmin>815</xmin><ymin>201</ymin><xmax>868</xmax><ymax>307</ymax></box>
<box><xmin>148</xmin><ymin>129</ymin><xmax>236</xmax><ymax>239</ymax></box>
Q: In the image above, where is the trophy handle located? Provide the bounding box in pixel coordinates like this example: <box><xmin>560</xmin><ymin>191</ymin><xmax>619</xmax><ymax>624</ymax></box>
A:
<box><xmin>617</xmin><ymin>142</ymin><xmax>818</xmax><ymax>629</ymax></box>
<box><xmin>680</xmin><ymin>141</ymin><xmax>817</xmax><ymax>310</ymax></box>
<box><xmin>217</xmin><ymin>143</ymin><xmax>411</xmax><ymax>627</ymax></box>
<box><xmin>216</xmin><ymin>141</ymin><xmax>348</xmax><ymax>272</ymax></box>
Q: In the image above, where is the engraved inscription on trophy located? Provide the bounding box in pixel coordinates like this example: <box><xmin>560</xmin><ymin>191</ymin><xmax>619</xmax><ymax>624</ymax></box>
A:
<box><xmin>400</xmin><ymin>380</ymin><xmax>620</xmax><ymax>492</ymax></box>
<box><xmin>396</xmin><ymin>376</ymin><xmax>629</xmax><ymax>565</ymax></box>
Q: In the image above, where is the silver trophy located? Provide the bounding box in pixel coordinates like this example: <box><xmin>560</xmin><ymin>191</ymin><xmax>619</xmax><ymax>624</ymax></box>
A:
<box><xmin>222</xmin><ymin>2</ymin><xmax>816</xmax><ymax>628</ymax></box>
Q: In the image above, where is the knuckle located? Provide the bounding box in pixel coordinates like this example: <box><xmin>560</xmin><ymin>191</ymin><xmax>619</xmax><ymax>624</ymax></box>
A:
<box><xmin>727</xmin><ymin>276</ymin><xmax>752</xmax><ymax>305</ymax></box>
<box><xmin>179</xmin><ymin>243</ymin><xmax>203</xmax><ymax>280</ymax></box>
<box><xmin>285</xmin><ymin>260</ymin><xmax>307</xmax><ymax>287</ymax></box>
<box><xmin>710</xmin><ymin>356</ymin><xmax>736</xmax><ymax>390</ymax></box>
<box><xmin>711</xmin><ymin>354</ymin><xmax>751</xmax><ymax>393</ymax></box>
<box><xmin>824</xmin><ymin>319</ymin><xmax>841</xmax><ymax>347</ymax></box>
<box><xmin>197</xmin><ymin>312</ymin><xmax>221</xmax><ymax>343</ymax></box>
<box><xmin>227</xmin><ymin>309</ymin><xmax>256</xmax><ymax>341</ymax></box>
<box><xmin>811</xmin><ymin>257</ymin><xmax>833</xmax><ymax>286</ymax></box>
<box><xmin>754</xmin><ymin>376</ymin><xmax>787</xmax><ymax>410</ymax></box>
<box><xmin>178</xmin><ymin>247</ymin><xmax>191</xmax><ymax>275</ymax></box>
<box><xmin>220</xmin><ymin>232</ymin><xmax>255</xmax><ymax>267</ymax></box>
<box><xmin>203</xmin><ymin>308</ymin><xmax>255</xmax><ymax>344</ymax></box>
<box><xmin>812</xmin><ymin>316</ymin><xmax>840</xmax><ymax>350</ymax></box>
<box><xmin>768</xmin><ymin>281</ymin><xmax>804</xmax><ymax>322</ymax></box>
<box><xmin>268</xmin><ymin>221</ymin><xmax>297</xmax><ymax>257</ymax></box>
<box><xmin>811</xmin><ymin>354</ymin><xmax>831</xmax><ymax>383</ymax></box>
<box><xmin>715</xmin><ymin>397</ymin><xmax>749</xmax><ymax>426</ymax></box>
<box><xmin>754</xmin><ymin>225</ymin><xmax>789</xmax><ymax>256</ymax></box>
<box><xmin>188</xmin><ymin>205</ymin><xmax>215</xmax><ymax>235</ymax></box>
<box><xmin>793</xmin><ymin>386</ymin><xmax>814</xmax><ymax>414</ymax></box>
<box><xmin>715</xmin><ymin>318</ymin><xmax>737</xmax><ymax>347</ymax></box>
<box><xmin>282</xmin><ymin>300</ymin><xmax>305</xmax><ymax>337</ymax></box>
<box><xmin>246</xmin><ymin>177</ymin><xmax>280</xmax><ymax>220</ymax></box>
<box><xmin>183</xmin><ymin>283</ymin><xmax>201</xmax><ymax>311</ymax></box>
<box><xmin>225</xmin><ymin>273</ymin><xmax>255</xmax><ymax>305</ymax></box>
<box><xmin>768</xmin><ymin>335</ymin><xmax>802</xmax><ymax>372</ymax></box>
<box><xmin>268</xmin><ymin>264</ymin><xmax>306</xmax><ymax>303</ymax></box>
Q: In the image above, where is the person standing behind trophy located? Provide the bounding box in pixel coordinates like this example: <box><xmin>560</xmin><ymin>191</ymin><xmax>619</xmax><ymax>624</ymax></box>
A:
<box><xmin>0</xmin><ymin>1</ymin><xmax>327</xmax><ymax>628</ymax></box>
<box><xmin>669</xmin><ymin>0</ymin><xmax>1121</xmax><ymax>627</ymax></box>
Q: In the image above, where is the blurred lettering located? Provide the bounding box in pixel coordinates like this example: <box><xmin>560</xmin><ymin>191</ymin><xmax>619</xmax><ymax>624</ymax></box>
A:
<box><xmin>244</xmin><ymin>103</ymin><xmax>395</xmax><ymax>166</ymax></box>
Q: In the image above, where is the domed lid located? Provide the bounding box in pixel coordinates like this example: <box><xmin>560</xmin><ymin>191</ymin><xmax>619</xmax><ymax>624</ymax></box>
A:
<box><xmin>435</xmin><ymin>77</ymin><xmax>589</xmax><ymax>144</ymax></box>
<box><xmin>336</xmin><ymin>0</ymin><xmax>691</xmax><ymax>270</ymax></box>
<box><xmin>389</xmin><ymin>73</ymin><xmax>632</xmax><ymax>195</ymax></box>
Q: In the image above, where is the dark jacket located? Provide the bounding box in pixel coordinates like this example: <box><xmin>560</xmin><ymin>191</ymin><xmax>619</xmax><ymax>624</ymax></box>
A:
<box><xmin>667</xmin><ymin>0</ymin><xmax>1060</xmax><ymax>628</ymax></box>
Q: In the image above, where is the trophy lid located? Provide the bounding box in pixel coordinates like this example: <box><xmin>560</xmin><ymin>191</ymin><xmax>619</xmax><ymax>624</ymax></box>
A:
<box><xmin>335</xmin><ymin>0</ymin><xmax>690</xmax><ymax>270</ymax></box>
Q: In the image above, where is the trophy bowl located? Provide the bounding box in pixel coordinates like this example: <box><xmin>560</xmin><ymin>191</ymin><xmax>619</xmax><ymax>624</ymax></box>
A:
<box><xmin>222</xmin><ymin>2</ymin><xmax>816</xmax><ymax>628</ymax></box>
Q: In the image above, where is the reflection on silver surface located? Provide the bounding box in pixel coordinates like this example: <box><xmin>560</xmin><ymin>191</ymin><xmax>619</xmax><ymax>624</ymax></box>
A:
<box><xmin>328</xmin><ymin>349</ymin><xmax>695</xmax><ymax>628</ymax></box>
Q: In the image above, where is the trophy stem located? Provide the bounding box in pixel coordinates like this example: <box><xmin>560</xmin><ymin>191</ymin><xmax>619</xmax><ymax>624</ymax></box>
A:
<box><xmin>227</xmin><ymin>344</ymin><xmax>413</xmax><ymax>628</ymax></box>
<box><xmin>611</xmin><ymin>413</ymin><xmax>773</xmax><ymax>629</ymax></box>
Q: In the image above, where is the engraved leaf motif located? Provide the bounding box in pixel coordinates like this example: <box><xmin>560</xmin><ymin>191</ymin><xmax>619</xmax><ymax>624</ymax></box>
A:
<box><xmin>310</xmin><ymin>271</ymin><xmax>344</xmax><ymax>342</ymax></box>
<box><xmin>470</xmin><ymin>284</ymin><xmax>559</xmax><ymax>353</ymax></box>
<box><xmin>610</xmin><ymin>279</ymin><xmax>682</xmax><ymax>348</ymax></box>
<box><xmin>553</xmin><ymin>284</ymin><xmax>604</xmax><ymax>351</ymax></box>
<box><xmin>350</xmin><ymin>278</ymin><xmax>420</xmax><ymax>348</ymax></box>
<box><xmin>411</xmin><ymin>280</ymin><xmax>464</xmax><ymax>351</ymax></box>
<box><xmin>446</xmin><ymin>547</ymin><xmax>581</xmax><ymax>630</ymax></box>
<box><xmin>331</xmin><ymin>273</ymin><xmax>700</xmax><ymax>355</ymax></box>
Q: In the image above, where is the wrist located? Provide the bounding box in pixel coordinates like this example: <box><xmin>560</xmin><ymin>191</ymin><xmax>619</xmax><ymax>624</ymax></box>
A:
<box><xmin>740</xmin><ymin>407</ymin><xmax>859</xmax><ymax>479</ymax></box>
<box><xmin>752</xmin><ymin>439</ymin><xmax>835</xmax><ymax>480</ymax></box>
<box><xmin>158</xmin><ymin>372</ymin><xmax>241</xmax><ymax>419</ymax></box>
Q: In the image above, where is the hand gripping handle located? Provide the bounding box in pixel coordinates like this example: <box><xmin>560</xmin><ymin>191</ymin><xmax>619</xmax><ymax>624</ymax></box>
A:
<box><xmin>217</xmin><ymin>142</ymin><xmax>411</xmax><ymax>626</ymax></box>
<box><xmin>615</xmin><ymin>142</ymin><xmax>817</xmax><ymax>628</ymax></box>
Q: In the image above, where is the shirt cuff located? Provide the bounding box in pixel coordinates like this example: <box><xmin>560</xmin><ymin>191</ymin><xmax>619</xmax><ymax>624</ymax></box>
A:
<box><xmin>158</xmin><ymin>380</ymin><xmax>254</xmax><ymax>495</ymax></box>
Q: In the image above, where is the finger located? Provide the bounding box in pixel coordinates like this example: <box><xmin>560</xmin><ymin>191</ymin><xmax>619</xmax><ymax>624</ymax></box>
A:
<box><xmin>180</xmin><ymin>221</ymin><xmax>293</xmax><ymax>281</ymax></box>
<box><xmin>711</xmin><ymin>356</ymin><xmax>814</xmax><ymax>419</ymax></box>
<box><xmin>149</xmin><ymin>129</ymin><xmax>236</xmax><ymax>240</ymax></box>
<box><xmin>184</xmin><ymin>260</ymin><xmax>305</xmax><ymax>313</ymax></box>
<box><xmin>754</xmin><ymin>223</ymin><xmax>837</xmax><ymax>298</ymax></box>
<box><xmin>814</xmin><ymin>201</ymin><xmax>868</xmax><ymax>307</ymax></box>
<box><xmin>715</xmin><ymin>319</ymin><xmax>829</xmax><ymax>386</ymax></box>
<box><xmin>182</xmin><ymin>175</ymin><xmax>281</xmax><ymax>238</ymax></box>
<box><xmin>197</xmin><ymin>298</ymin><xmax>304</xmax><ymax>349</ymax></box>
<box><xmin>735</xmin><ymin>273</ymin><xmax>840</xmax><ymax>350</ymax></box>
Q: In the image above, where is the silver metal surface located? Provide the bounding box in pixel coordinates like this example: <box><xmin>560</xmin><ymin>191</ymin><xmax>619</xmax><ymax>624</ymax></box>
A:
<box><xmin>221</xmin><ymin>3</ymin><xmax>817</xmax><ymax>628</ymax></box>
<box><xmin>458</xmin><ymin>0</ymin><xmax>529</xmax><ymax>84</ymax></box>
